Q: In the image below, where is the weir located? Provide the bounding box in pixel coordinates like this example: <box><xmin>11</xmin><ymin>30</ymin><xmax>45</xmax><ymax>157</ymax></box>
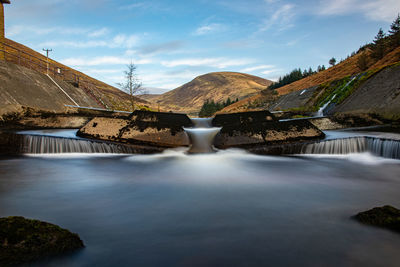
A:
<box><xmin>299</xmin><ymin>136</ymin><xmax>400</xmax><ymax>159</ymax></box>
<box><xmin>18</xmin><ymin>134</ymin><xmax>153</xmax><ymax>154</ymax></box>
<box><xmin>184</xmin><ymin>118</ymin><xmax>221</xmax><ymax>154</ymax></box>
<box><xmin>252</xmin><ymin>136</ymin><xmax>400</xmax><ymax>159</ymax></box>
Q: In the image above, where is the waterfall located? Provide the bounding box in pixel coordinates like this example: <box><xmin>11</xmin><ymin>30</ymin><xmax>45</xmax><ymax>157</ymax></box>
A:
<box><xmin>250</xmin><ymin>136</ymin><xmax>400</xmax><ymax>159</ymax></box>
<box><xmin>316</xmin><ymin>76</ymin><xmax>357</xmax><ymax>117</ymax></box>
<box><xmin>298</xmin><ymin>137</ymin><xmax>400</xmax><ymax>159</ymax></box>
<box><xmin>20</xmin><ymin>134</ymin><xmax>150</xmax><ymax>154</ymax></box>
<box><xmin>184</xmin><ymin>118</ymin><xmax>221</xmax><ymax>154</ymax></box>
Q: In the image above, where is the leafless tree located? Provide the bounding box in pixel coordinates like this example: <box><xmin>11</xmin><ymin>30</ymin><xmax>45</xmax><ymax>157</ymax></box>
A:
<box><xmin>117</xmin><ymin>61</ymin><xmax>146</xmax><ymax>111</ymax></box>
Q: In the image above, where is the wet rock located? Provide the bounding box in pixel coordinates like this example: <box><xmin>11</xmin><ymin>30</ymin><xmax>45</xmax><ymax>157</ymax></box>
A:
<box><xmin>213</xmin><ymin>111</ymin><xmax>324</xmax><ymax>148</ymax></box>
<box><xmin>354</xmin><ymin>205</ymin><xmax>400</xmax><ymax>232</ymax></box>
<box><xmin>0</xmin><ymin>216</ymin><xmax>84</xmax><ymax>266</ymax></box>
<box><xmin>78</xmin><ymin>110</ymin><xmax>193</xmax><ymax>147</ymax></box>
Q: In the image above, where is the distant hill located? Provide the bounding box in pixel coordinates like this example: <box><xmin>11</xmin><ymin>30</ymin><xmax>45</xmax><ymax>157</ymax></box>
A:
<box><xmin>145</xmin><ymin>72</ymin><xmax>272</xmax><ymax>115</ymax></box>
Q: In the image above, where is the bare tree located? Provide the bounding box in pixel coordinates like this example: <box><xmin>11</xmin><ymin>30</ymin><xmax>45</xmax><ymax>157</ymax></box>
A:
<box><xmin>117</xmin><ymin>62</ymin><xmax>145</xmax><ymax>111</ymax></box>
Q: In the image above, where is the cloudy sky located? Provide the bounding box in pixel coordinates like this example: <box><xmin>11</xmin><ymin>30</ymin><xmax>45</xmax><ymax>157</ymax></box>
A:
<box><xmin>4</xmin><ymin>0</ymin><xmax>399</xmax><ymax>94</ymax></box>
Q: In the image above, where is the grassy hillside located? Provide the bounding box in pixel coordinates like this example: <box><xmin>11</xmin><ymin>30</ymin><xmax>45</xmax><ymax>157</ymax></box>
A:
<box><xmin>145</xmin><ymin>72</ymin><xmax>272</xmax><ymax>115</ymax></box>
<box><xmin>3</xmin><ymin>38</ymin><xmax>151</xmax><ymax>111</ymax></box>
<box><xmin>221</xmin><ymin>46</ymin><xmax>400</xmax><ymax>114</ymax></box>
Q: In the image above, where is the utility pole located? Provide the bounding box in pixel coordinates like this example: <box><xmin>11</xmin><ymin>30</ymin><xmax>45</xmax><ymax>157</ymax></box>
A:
<box><xmin>43</xmin><ymin>48</ymin><xmax>52</xmax><ymax>74</ymax></box>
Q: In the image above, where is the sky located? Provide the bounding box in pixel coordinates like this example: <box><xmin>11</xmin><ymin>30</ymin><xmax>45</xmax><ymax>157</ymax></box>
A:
<box><xmin>4</xmin><ymin>0</ymin><xmax>399</xmax><ymax>94</ymax></box>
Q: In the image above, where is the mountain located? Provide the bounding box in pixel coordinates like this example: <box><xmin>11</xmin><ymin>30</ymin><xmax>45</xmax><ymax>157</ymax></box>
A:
<box><xmin>145</xmin><ymin>72</ymin><xmax>272</xmax><ymax>115</ymax></box>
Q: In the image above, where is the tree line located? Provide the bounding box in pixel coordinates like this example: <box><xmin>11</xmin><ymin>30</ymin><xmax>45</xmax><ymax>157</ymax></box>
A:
<box><xmin>198</xmin><ymin>97</ymin><xmax>239</xmax><ymax>117</ymax></box>
<box><xmin>268</xmin><ymin>66</ymin><xmax>325</xmax><ymax>90</ymax></box>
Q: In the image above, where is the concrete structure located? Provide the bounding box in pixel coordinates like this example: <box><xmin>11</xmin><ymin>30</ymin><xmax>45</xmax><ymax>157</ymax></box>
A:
<box><xmin>0</xmin><ymin>0</ymin><xmax>10</xmax><ymax>60</ymax></box>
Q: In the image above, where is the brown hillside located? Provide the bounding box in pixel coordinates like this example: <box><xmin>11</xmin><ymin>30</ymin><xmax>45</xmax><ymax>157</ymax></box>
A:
<box><xmin>147</xmin><ymin>72</ymin><xmax>272</xmax><ymax>115</ymax></box>
<box><xmin>221</xmin><ymin>47</ymin><xmax>400</xmax><ymax>113</ymax></box>
<box><xmin>3</xmin><ymin>39</ymin><xmax>150</xmax><ymax>111</ymax></box>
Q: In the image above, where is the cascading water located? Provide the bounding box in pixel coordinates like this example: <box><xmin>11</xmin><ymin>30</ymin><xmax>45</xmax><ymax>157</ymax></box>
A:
<box><xmin>300</xmin><ymin>136</ymin><xmax>400</xmax><ymax>159</ymax></box>
<box><xmin>316</xmin><ymin>76</ymin><xmax>358</xmax><ymax>117</ymax></box>
<box><xmin>184</xmin><ymin>118</ymin><xmax>221</xmax><ymax>154</ymax></box>
<box><xmin>252</xmin><ymin>136</ymin><xmax>400</xmax><ymax>159</ymax></box>
<box><xmin>19</xmin><ymin>134</ymin><xmax>148</xmax><ymax>154</ymax></box>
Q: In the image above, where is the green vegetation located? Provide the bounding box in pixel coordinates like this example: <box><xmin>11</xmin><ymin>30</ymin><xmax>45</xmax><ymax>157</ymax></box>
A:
<box><xmin>0</xmin><ymin>216</ymin><xmax>84</xmax><ymax>266</ymax></box>
<box><xmin>268</xmin><ymin>67</ymin><xmax>322</xmax><ymax>90</ymax></box>
<box><xmin>198</xmin><ymin>97</ymin><xmax>238</xmax><ymax>117</ymax></box>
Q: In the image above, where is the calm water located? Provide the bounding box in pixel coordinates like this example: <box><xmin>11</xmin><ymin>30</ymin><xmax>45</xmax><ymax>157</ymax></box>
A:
<box><xmin>1</xmin><ymin>149</ymin><xmax>400</xmax><ymax>266</ymax></box>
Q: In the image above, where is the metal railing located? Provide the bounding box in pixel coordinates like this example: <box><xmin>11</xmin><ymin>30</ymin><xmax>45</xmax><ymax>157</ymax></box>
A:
<box><xmin>0</xmin><ymin>41</ymin><xmax>108</xmax><ymax>109</ymax></box>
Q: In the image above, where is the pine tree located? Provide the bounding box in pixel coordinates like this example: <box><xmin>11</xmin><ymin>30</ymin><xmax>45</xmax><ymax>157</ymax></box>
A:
<box><xmin>329</xmin><ymin>57</ymin><xmax>336</xmax><ymax>66</ymax></box>
<box><xmin>372</xmin><ymin>28</ymin><xmax>386</xmax><ymax>60</ymax></box>
<box><xmin>389</xmin><ymin>14</ymin><xmax>400</xmax><ymax>47</ymax></box>
<box><xmin>357</xmin><ymin>52</ymin><xmax>368</xmax><ymax>71</ymax></box>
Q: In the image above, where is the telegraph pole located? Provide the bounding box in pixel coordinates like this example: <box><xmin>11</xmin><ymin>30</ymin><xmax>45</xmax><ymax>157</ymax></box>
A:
<box><xmin>43</xmin><ymin>48</ymin><xmax>52</xmax><ymax>74</ymax></box>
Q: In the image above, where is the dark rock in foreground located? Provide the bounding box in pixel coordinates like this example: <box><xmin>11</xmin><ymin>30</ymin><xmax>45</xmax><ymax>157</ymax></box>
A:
<box><xmin>0</xmin><ymin>216</ymin><xmax>84</xmax><ymax>266</ymax></box>
<box><xmin>354</xmin><ymin>205</ymin><xmax>400</xmax><ymax>232</ymax></box>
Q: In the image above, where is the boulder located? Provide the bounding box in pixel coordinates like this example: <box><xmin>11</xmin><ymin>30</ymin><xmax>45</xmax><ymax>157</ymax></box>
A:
<box><xmin>354</xmin><ymin>205</ymin><xmax>400</xmax><ymax>232</ymax></box>
<box><xmin>0</xmin><ymin>216</ymin><xmax>84</xmax><ymax>266</ymax></box>
<box><xmin>212</xmin><ymin>111</ymin><xmax>324</xmax><ymax>148</ymax></box>
<box><xmin>78</xmin><ymin>110</ymin><xmax>193</xmax><ymax>147</ymax></box>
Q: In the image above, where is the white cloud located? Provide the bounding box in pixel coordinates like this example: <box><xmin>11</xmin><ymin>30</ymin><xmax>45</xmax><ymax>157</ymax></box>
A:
<box><xmin>240</xmin><ymin>65</ymin><xmax>275</xmax><ymax>72</ymax></box>
<box><xmin>40</xmin><ymin>34</ymin><xmax>140</xmax><ymax>49</ymax></box>
<box><xmin>88</xmin><ymin>27</ymin><xmax>110</xmax><ymax>38</ymax></box>
<box><xmin>161</xmin><ymin>57</ymin><xmax>254</xmax><ymax>69</ymax></box>
<box><xmin>62</xmin><ymin>56</ymin><xmax>151</xmax><ymax>66</ymax></box>
<box><xmin>261</xmin><ymin>69</ymin><xmax>279</xmax><ymax>75</ymax></box>
<box><xmin>318</xmin><ymin>0</ymin><xmax>400</xmax><ymax>22</ymax></box>
<box><xmin>260</xmin><ymin>4</ymin><xmax>296</xmax><ymax>32</ymax></box>
<box><xmin>7</xmin><ymin>25</ymin><xmax>90</xmax><ymax>37</ymax></box>
<box><xmin>193</xmin><ymin>23</ymin><xmax>225</xmax><ymax>36</ymax></box>
<box><xmin>119</xmin><ymin>2</ymin><xmax>149</xmax><ymax>10</ymax></box>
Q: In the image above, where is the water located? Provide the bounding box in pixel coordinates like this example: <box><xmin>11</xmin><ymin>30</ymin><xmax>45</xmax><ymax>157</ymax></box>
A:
<box><xmin>316</xmin><ymin>76</ymin><xmax>357</xmax><ymax>117</ymax></box>
<box><xmin>184</xmin><ymin>118</ymin><xmax>221</xmax><ymax>154</ymax></box>
<box><xmin>2</xmin><ymin>129</ymin><xmax>400</xmax><ymax>266</ymax></box>
<box><xmin>1</xmin><ymin>150</ymin><xmax>400</xmax><ymax>267</ymax></box>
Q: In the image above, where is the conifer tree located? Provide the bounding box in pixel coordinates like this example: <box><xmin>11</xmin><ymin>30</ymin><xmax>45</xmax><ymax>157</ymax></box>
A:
<box><xmin>372</xmin><ymin>28</ymin><xmax>386</xmax><ymax>60</ymax></box>
<box><xmin>329</xmin><ymin>57</ymin><xmax>336</xmax><ymax>66</ymax></box>
<box><xmin>389</xmin><ymin>14</ymin><xmax>400</xmax><ymax>46</ymax></box>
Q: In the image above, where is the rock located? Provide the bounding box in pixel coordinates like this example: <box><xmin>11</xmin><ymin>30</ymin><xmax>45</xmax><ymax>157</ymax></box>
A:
<box><xmin>78</xmin><ymin>110</ymin><xmax>193</xmax><ymax>147</ymax></box>
<box><xmin>212</xmin><ymin>110</ymin><xmax>277</xmax><ymax>127</ymax></box>
<box><xmin>354</xmin><ymin>205</ymin><xmax>400</xmax><ymax>232</ymax></box>
<box><xmin>212</xmin><ymin>111</ymin><xmax>325</xmax><ymax>148</ymax></box>
<box><xmin>0</xmin><ymin>216</ymin><xmax>84</xmax><ymax>266</ymax></box>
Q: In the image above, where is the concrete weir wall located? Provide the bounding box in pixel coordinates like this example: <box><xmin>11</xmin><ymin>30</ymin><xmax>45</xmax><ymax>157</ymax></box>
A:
<box><xmin>213</xmin><ymin>111</ymin><xmax>325</xmax><ymax>148</ymax></box>
<box><xmin>78</xmin><ymin>110</ymin><xmax>193</xmax><ymax>147</ymax></box>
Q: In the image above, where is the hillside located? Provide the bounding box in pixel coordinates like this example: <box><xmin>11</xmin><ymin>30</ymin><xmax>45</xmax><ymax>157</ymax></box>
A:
<box><xmin>221</xmin><ymin>46</ymin><xmax>400</xmax><ymax>114</ymax></box>
<box><xmin>0</xmin><ymin>60</ymin><xmax>101</xmax><ymax>114</ymax></box>
<box><xmin>145</xmin><ymin>72</ymin><xmax>272</xmax><ymax>115</ymax></box>
<box><xmin>2</xmin><ymin>39</ymin><xmax>151</xmax><ymax>111</ymax></box>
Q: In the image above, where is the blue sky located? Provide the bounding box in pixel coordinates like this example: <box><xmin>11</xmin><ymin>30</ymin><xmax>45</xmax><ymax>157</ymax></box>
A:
<box><xmin>4</xmin><ymin>0</ymin><xmax>399</xmax><ymax>94</ymax></box>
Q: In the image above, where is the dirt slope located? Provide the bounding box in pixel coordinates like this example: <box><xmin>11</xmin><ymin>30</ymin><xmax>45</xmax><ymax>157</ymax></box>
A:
<box><xmin>146</xmin><ymin>72</ymin><xmax>272</xmax><ymax>115</ymax></box>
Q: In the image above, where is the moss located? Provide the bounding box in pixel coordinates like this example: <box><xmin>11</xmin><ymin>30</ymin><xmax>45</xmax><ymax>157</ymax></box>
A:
<box><xmin>354</xmin><ymin>205</ymin><xmax>400</xmax><ymax>232</ymax></box>
<box><xmin>0</xmin><ymin>216</ymin><xmax>84</xmax><ymax>266</ymax></box>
